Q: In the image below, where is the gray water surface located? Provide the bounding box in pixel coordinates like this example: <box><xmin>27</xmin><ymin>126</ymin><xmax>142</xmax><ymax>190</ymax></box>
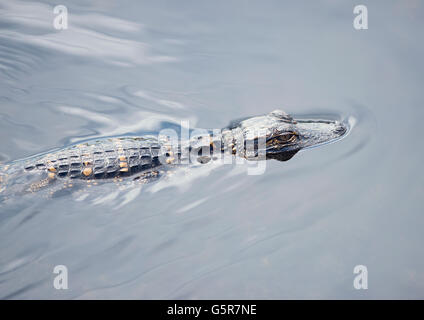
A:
<box><xmin>0</xmin><ymin>0</ymin><xmax>423</xmax><ymax>299</ymax></box>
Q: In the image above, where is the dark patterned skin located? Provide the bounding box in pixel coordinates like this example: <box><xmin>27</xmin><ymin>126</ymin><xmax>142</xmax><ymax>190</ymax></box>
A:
<box><xmin>21</xmin><ymin>137</ymin><xmax>165</xmax><ymax>180</ymax></box>
<box><xmin>0</xmin><ymin>135</ymin><xmax>205</xmax><ymax>199</ymax></box>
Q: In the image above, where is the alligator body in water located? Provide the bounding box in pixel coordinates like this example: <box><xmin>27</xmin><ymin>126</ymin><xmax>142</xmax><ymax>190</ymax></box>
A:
<box><xmin>0</xmin><ymin>110</ymin><xmax>347</xmax><ymax>198</ymax></box>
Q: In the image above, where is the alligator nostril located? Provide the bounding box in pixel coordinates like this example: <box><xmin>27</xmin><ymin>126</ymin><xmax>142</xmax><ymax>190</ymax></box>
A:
<box><xmin>334</xmin><ymin>124</ymin><xmax>347</xmax><ymax>135</ymax></box>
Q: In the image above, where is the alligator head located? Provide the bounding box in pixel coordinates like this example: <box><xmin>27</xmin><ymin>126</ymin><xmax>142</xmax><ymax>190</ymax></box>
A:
<box><xmin>228</xmin><ymin>109</ymin><xmax>347</xmax><ymax>162</ymax></box>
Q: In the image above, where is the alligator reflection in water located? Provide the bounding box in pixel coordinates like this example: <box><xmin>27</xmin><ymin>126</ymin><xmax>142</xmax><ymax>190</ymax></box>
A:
<box><xmin>0</xmin><ymin>110</ymin><xmax>348</xmax><ymax>199</ymax></box>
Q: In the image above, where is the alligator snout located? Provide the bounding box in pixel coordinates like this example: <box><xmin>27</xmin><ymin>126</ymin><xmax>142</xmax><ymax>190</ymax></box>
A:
<box><xmin>334</xmin><ymin>122</ymin><xmax>347</xmax><ymax>135</ymax></box>
<box><xmin>294</xmin><ymin>118</ymin><xmax>348</xmax><ymax>150</ymax></box>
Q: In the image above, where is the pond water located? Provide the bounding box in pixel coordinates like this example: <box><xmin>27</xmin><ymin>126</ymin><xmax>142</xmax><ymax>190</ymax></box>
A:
<box><xmin>0</xmin><ymin>0</ymin><xmax>423</xmax><ymax>299</ymax></box>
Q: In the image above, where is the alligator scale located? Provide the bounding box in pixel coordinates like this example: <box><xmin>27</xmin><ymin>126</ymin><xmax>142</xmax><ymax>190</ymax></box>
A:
<box><xmin>0</xmin><ymin>110</ymin><xmax>347</xmax><ymax>198</ymax></box>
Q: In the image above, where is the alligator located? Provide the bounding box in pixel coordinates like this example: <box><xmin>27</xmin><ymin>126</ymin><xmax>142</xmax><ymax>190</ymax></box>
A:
<box><xmin>0</xmin><ymin>110</ymin><xmax>347</xmax><ymax>198</ymax></box>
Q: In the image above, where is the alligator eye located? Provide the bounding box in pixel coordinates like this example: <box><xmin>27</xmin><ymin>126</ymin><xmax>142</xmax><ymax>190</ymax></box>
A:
<box><xmin>266</xmin><ymin>133</ymin><xmax>294</xmax><ymax>147</ymax></box>
<box><xmin>278</xmin><ymin>133</ymin><xmax>296</xmax><ymax>143</ymax></box>
<box><xmin>278</xmin><ymin>134</ymin><xmax>291</xmax><ymax>142</ymax></box>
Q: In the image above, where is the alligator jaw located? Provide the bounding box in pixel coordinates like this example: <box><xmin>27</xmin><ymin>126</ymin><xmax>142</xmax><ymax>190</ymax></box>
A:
<box><xmin>263</xmin><ymin>119</ymin><xmax>346</xmax><ymax>161</ymax></box>
<box><xmin>294</xmin><ymin>119</ymin><xmax>347</xmax><ymax>149</ymax></box>
<box><xmin>224</xmin><ymin>109</ymin><xmax>348</xmax><ymax>162</ymax></box>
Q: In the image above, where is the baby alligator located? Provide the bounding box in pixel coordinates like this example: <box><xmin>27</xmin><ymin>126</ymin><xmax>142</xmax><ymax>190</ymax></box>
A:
<box><xmin>0</xmin><ymin>110</ymin><xmax>347</xmax><ymax>195</ymax></box>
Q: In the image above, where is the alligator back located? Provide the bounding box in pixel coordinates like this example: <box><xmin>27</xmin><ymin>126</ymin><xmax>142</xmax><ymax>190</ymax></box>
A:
<box><xmin>0</xmin><ymin>136</ymin><xmax>170</xmax><ymax>200</ymax></box>
<box><xmin>20</xmin><ymin>136</ymin><xmax>164</xmax><ymax>180</ymax></box>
